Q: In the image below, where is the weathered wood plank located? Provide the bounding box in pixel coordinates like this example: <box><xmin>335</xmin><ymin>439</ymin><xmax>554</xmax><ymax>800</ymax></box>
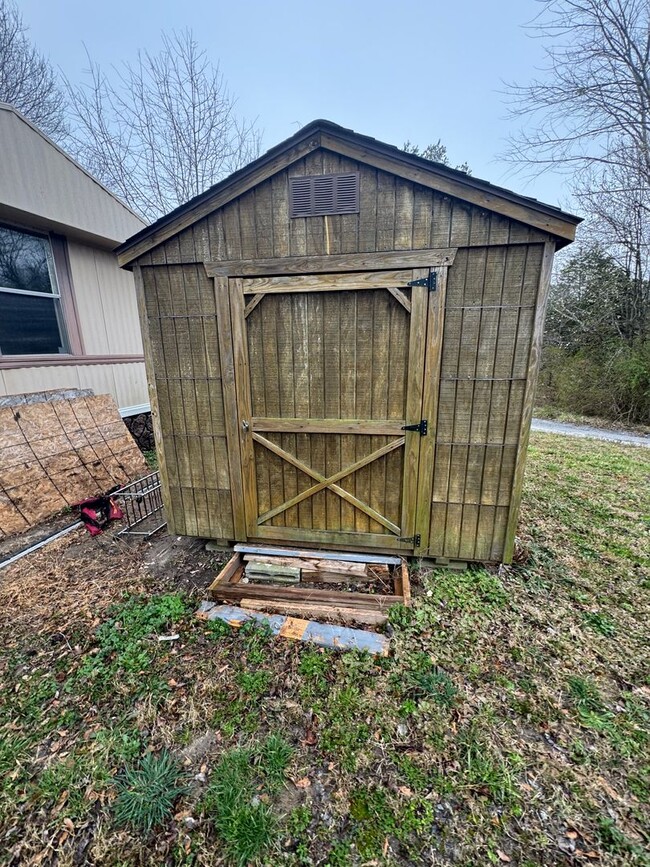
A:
<box><xmin>234</xmin><ymin>543</ymin><xmax>402</xmax><ymax>565</ymax></box>
<box><xmin>214</xmin><ymin>276</ymin><xmax>246</xmax><ymax>539</ymax></box>
<box><xmin>400</xmin><ymin>272</ymin><xmax>428</xmax><ymax>541</ymax></box>
<box><xmin>205</xmin><ymin>248</ymin><xmax>457</xmax><ymax>277</ymax></box>
<box><xmin>416</xmin><ymin>265</ymin><xmax>448</xmax><ymax>554</ymax></box>
<box><xmin>503</xmin><ymin>240</ymin><xmax>555</xmax><ymax>562</ymax></box>
<box><xmin>242</xmin><ymin>269</ymin><xmax>415</xmax><ymax>293</ymax></box>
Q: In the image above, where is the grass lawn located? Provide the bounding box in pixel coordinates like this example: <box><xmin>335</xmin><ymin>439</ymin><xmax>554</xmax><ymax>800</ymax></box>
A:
<box><xmin>0</xmin><ymin>432</ymin><xmax>648</xmax><ymax>866</ymax></box>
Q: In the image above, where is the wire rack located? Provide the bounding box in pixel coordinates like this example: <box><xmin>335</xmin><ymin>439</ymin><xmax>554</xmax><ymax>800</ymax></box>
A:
<box><xmin>115</xmin><ymin>471</ymin><xmax>167</xmax><ymax>538</ymax></box>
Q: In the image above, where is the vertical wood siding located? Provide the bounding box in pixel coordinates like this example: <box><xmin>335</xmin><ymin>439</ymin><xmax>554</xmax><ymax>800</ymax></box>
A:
<box><xmin>135</xmin><ymin>150</ymin><xmax>549</xmax><ymax>560</ymax></box>
<box><xmin>429</xmin><ymin>243</ymin><xmax>544</xmax><ymax>561</ymax></box>
<box><xmin>140</xmin><ymin>263</ymin><xmax>233</xmax><ymax>538</ymax></box>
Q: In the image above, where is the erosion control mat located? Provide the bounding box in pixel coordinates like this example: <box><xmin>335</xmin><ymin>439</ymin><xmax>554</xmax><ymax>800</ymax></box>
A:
<box><xmin>0</xmin><ymin>391</ymin><xmax>147</xmax><ymax>538</ymax></box>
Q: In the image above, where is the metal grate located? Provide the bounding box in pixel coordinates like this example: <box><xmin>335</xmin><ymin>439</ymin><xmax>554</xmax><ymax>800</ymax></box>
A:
<box><xmin>289</xmin><ymin>172</ymin><xmax>359</xmax><ymax>217</ymax></box>
<box><xmin>115</xmin><ymin>471</ymin><xmax>166</xmax><ymax>538</ymax></box>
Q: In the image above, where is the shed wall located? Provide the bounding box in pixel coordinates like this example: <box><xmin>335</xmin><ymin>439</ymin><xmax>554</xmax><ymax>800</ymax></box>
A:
<box><xmin>140</xmin><ymin>264</ymin><xmax>234</xmax><ymax>538</ymax></box>
<box><xmin>135</xmin><ymin>152</ymin><xmax>551</xmax><ymax>560</ymax></box>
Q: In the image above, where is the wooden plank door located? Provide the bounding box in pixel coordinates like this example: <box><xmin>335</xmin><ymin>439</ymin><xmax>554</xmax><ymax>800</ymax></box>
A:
<box><xmin>228</xmin><ymin>269</ymin><xmax>435</xmax><ymax>552</ymax></box>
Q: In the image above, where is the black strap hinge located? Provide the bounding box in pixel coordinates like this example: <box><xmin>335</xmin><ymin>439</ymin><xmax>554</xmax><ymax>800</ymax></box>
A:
<box><xmin>399</xmin><ymin>534</ymin><xmax>421</xmax><ymax>547</ymax></box>
<box><xmin>401</xmin><ymin>419</ymin><xmax>428</xmax><ymax>436</ymax></box>
<box><xmin>408</xmin><ymin>271</ymin><xmax>437</xmax><ymax>291</ymax></box>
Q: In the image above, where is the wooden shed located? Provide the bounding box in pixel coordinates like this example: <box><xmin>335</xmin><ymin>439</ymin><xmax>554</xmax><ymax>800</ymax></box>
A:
<box><xmin>117</xmin><ymin>120</ymin><xmax>580</xmax><ymax>564</ymax></box>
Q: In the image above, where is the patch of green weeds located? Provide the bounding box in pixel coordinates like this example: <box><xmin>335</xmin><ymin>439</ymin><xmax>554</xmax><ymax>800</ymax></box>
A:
<box><xmin>394</xmin><ymin>754</ymin><xmax>429</xmax><ymax>792</ymax></box>
<box><xmin>597</xmin><ymin>817</ymin><xmax>650</xmax><ymax>864</ymax></box>
<box><xmin>258</xmin><ymin>733</ymin><xmax>293</xmax><ymax>791</ymax></box>
<box><xmin>566</xmin><ymin>676</ymin><xmax>615</xmax><ymax>731</ymax></box>
<box><xmin>212</xmin><ymin>694</ymin><xmax>261</xmax><ymax>737</ymax></box>
<box><xmin>628</xmin><ymin>766</ymin><xmax>650</xmax><ymax>803</ymax></box>
<box><xmin>396</xmin><ymin>797</ymin><xmax>437</xmax><ymax>857</ymax></box>
<box><xmin>93</xmin><ymin>726</ymin><xmax>143</xmax><ymax>765</ymax></box>
<box><xmin>388</xmin><ymin>602</ymin><xmax>414</xmax><ymax>629</ymax></box>
<box><xmin>285</xmin><ymin>804</ymin><xmax>312</xmax><ymax>864</ymax></box>
<box><xmin>0</xmin><ymin>736</ymin><xmax>30</xmax><ymax>785</ymax></box>
<box><xmin>349</xmin><ymin>787</ymin><xmax>397</xmax><ymax>859</ymax></box>
<box><xmin>113</xmin><ymin>750</ymin><xmax>186</xmax><ymax>833</ymax></box>
<box><xmin>76</xmin><ymin>594</ymin><xmax>189</xmax><ymax>699</ymax></box>
<box><xmin>1</xmin><ymin>667</ymin><xmax>58</xmax><ymax>730</ymax></box>
<box><xmin>235</xmin><ymin>669</ymin><xmax>271</xmax><ymax>700</ymax></box>
<box><xmin>324</xmin><ymin>839</ymin><xmax>354</xmax><ymax>867</ymax></box>
<box><xmin>399</xmin><ymin>698</ymin><xmax>418</xmax><ymax>717</ymax></box>
<box><xmin>142</xmin><ymin>449</ymin><xmax>158</xmax><ymax>469</ymax></box>
<box><xmin>319</xmin><ymin>686</ymin><xmax>370</xmax><ymax>770</ymax></box>
<box><xmin>297</xmin><ymin>648</ymin><xmax>330</xmax><ymax>701</ymax></box>
<box><xmin>240</xmin><ymin>619</ymin><xmax>274</xmax><ymax>665</ymax></box>
<box><xmin>460</xmin><ymin>721</ymin><xmax>520</xmax><ymax>804</ymax></box>
<box><xmin>582</xmin><ymin>611</ymin><xmax>616</xmax><ymax>636</ymax></box>
<box><xmin>202</xmin><ymin>744</ymin><xmax>277</xmax><ymax>866</ymax></box>
<box><xmin>38</xmin><ymin>753</ymin><xmax>110</xmax><ymax>821</ymax></box>
<box><xmin>403</xmin><ymin>654</ymin><xmax>458</xmax><ymax>708</ymax></box>
<box><xmin>205</xmin><ymin>618</ymin><xmax>232</xmax><ymax>640</ymax></box>
<box><xmin>423</xmin><ymin>567</ymin><xmax>508</xmax><ymax>613</ymax></box>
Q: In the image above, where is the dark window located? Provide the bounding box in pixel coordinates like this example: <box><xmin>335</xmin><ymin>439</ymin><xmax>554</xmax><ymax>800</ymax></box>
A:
<box><xmin>289</xmin><ymin>172</ymin><xmax>360</xmax><ymax>218</ymax></box>
<box><xmin>0</xmin><ymin>224</ymin><xmax>68</xmax><ymax>355</ymax></box>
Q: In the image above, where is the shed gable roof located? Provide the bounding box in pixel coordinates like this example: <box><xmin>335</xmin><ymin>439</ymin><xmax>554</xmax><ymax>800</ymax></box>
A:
<box><xmin>116</xmin><ymin>119</ymin><xmax>581</xmax><ymax>266</ymax></box>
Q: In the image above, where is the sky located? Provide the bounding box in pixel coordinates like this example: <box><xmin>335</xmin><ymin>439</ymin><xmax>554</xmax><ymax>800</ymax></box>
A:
<box><xmin>18</xmin><ymin>0</ymin><xmax>576</xmax><ymax>214</ymax></box>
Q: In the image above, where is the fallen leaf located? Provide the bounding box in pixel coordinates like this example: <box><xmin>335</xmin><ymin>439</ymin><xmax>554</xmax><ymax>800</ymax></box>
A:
<box><xmin>63</xmin><ymin>818</ymin><xmax>75</xmax><ymax>833</ymax></box>
<box><xmin>585</xmin><ymin>851</ymin><xmax>600</xmax><ymax>860</ymax></box>
<box><xmin>496</xmin><ymin>851</ymin><xmax>511</xmax><ymax>863</ymax></box>
<box><xmin>302</xmin><ymin>728</ymin><xmax>317</xmax><ymax>746</ymax></box>
<box><xmin>397</xmin><ymin>786</ymin><xmax>413</xmax><ymax>797</ymax></box>
<box><xmin>566</xmin><ymin>830</ymin><xmax>579</xmax><ymax>840</ymax></box>
<box><xmin>295</xmin><ymin>777</ymin><xmax>311</xmax><ymax>789</ymax></box>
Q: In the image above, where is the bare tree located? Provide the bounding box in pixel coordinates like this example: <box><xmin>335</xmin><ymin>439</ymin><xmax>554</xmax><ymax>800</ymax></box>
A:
<box><xmin>506</xmin><ymin>0</ymin><xmax>650</xmax><ymax>339</ymax></box>
<box><xmin>0</xmin><ymin>0</ymin><xmax>67</xmax><ymax>140</ymax></box>
<box><xmin>66</xmin><ymin>31</ymin><xmax>261</xmax><ymax>222</ymax></box>
<box><xmin>505</xmin><ymin>0</ymin><xmax>650</xmax><ymax>183</ymax></box>
<box><xmin>576</xmin><ymin>161</ymin><xmax>650</xmax><ymax>340</ymax></box>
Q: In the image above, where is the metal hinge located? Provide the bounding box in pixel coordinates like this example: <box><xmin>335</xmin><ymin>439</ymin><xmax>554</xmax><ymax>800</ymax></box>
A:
<box><xmin>408</xmin><ymin>271</ymin><xmax>437</xmax><ymax>291</ymax></box>
<box><xmin>399</xmin><ymin>534</ymin><xmax>421</xmax><ymax>547</ymax></box>
<box><xmin>401</xmin><ymin>419</ymin><xmax>428</xmax><ymax>436</ymax></box>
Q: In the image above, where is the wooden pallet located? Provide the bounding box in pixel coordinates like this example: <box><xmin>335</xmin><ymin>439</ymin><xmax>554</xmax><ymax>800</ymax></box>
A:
<box><xmin>208</xmin><ymin>545</ymin><xmax>411</xmax><ymax>627</ymax></box>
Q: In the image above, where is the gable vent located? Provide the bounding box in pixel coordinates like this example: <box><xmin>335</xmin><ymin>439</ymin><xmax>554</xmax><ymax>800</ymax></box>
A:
<box><xmin>289</xmin><ymin>172</ymin><xmax>360</xmax><ymax>217</ymax></box>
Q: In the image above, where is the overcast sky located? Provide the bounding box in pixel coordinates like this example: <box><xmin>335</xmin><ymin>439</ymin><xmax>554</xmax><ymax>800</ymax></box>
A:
<box><xmin>19</xmin><ymin>0</ymin><xmax>575</xmax><ymax>212</ymax></box>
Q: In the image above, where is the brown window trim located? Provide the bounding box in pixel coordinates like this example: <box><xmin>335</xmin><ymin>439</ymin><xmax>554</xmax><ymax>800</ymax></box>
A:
<box><xmin>0</xmin><ymin>354</ymin><xmax>144</xmax><ymax>370</ymax></box>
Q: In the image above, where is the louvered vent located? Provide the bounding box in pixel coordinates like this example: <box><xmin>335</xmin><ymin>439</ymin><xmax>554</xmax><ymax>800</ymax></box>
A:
<box><xmin>289</xmin><ymin>173</ymin><xmax>360</xmax><ymax>217</ymax></box>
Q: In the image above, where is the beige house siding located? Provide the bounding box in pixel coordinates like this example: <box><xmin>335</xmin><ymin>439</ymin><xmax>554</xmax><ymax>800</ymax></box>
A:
<box><xmin>0</xmin><ymin>104</ymin><xmax>143</xmax><ymax>248</ymax></box>
<box><xmin>0</xmin><ymin>103</ymin><xmax>148</xmax><ymax>413</ymax></box>
<box><xmin>0</xmin><ymin>362</ymin><xmax>147</xmax><ymax>414</ymax></box>
<box><xmin>66</xmin><ymin>242</ymin><xmax>144</xmax><ymax>356</ymax></box>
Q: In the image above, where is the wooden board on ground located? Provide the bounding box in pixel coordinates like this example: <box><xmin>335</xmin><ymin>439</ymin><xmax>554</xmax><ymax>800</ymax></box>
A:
<box><xmin>196</xmin><ymin>601</ymin><xmax>390</xmax><ymax>655</ymax></box>
<box><xmin>208</xmin><ymin>548</ymin><xmax>411</xmax><ymax>627</ymax></box>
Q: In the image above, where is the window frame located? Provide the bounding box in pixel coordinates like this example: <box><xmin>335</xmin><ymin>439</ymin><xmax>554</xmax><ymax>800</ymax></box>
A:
<box><xmin>0</xmin><ymin>222</ymin><xmax>83</xmax><ymax>359</ymax></box>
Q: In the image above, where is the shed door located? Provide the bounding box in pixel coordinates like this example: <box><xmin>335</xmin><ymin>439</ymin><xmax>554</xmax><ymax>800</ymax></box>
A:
<box><xmin>228</xmin><ymin>269</ymin><xmax>437</xmax><ymax>551</ymax></box>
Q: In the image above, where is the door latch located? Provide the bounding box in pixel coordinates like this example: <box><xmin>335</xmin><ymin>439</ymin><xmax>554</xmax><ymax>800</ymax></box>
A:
<box><xmin>241</xmin><ymin>420</ymin><xmax>250</xmax><ymax>432</ymax></box>
<box><xmin>398</xmin><ymin>534</ymin><xmax>421</xmax><ymax>547</ymax></box>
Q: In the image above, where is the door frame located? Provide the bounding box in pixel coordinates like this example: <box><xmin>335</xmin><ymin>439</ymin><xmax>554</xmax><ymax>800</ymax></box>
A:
<box><xmin>207</xmin><ymin>248</ymin><xmax>456</xmax><ymax>554</ymax></box>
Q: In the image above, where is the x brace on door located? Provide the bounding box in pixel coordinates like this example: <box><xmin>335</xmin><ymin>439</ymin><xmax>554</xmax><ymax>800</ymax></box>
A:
<box><xmin>252</xmin><ymin>432</ymin><xmax>405</xmax><ymax>535</ymax></box>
